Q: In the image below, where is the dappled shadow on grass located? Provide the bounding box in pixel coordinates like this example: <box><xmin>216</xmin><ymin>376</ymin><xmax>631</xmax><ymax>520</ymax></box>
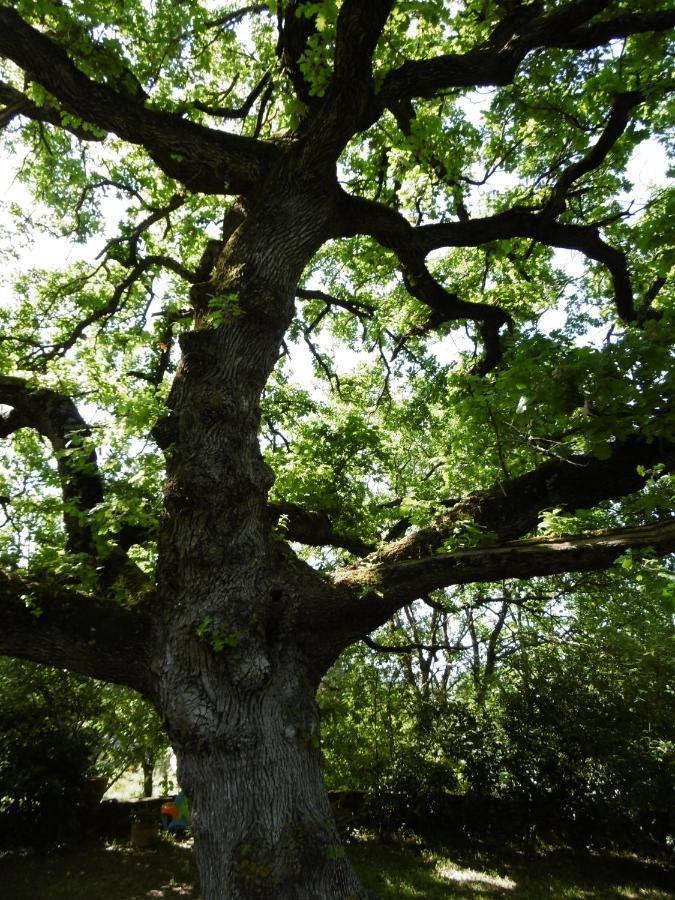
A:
<box><xmin>350</xmin><ymin>838</ymin><xmax>521</xmax><ymax>899</ymax></box>
<box><xmin>348</xmin><ymin>833</ymin><xmax>675</xmax><ymax>899</ymax></box>
<box><xmin>0</xmin><ymin>837</ymin><xmax>199</xmax><ymax>900</ymax></box>
<box><xmin>0</xmin><ymin>832</ymin><xmax>672</xmax><ymax>899</ymax></box>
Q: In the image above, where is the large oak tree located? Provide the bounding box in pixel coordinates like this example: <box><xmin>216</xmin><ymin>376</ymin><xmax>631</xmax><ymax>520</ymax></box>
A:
<box><xmin>0</xmin><ymin>1</ymin><xmax>674</xmax><ymax>896</ymax></box>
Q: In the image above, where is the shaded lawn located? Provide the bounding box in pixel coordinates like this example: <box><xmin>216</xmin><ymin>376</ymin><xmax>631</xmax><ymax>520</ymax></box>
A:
<box><xmin>1</xmin><ymin>834</ymin><xmax>673</xmax><ymax>898</ymax></box>
<box><xmin>0</xmin><ymin>839</ymin><xmax>199</xmax><ymax>899</ymax></box>
<box><xmin>351</xmin><ymin>837</ymin><xmax>675</xmax><ymax>899</ymax></box>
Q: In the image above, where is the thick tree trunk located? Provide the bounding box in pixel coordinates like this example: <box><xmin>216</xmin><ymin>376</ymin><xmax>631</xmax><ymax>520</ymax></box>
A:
<box><xmin>151</xmin><ymin>188</ymin><xmax>367</xmax><ymax>898</ymax></box>
<box><xmin>169</xmin><ymin>652</ymin><xmax>366</xmax><ymax>899</ymax></box>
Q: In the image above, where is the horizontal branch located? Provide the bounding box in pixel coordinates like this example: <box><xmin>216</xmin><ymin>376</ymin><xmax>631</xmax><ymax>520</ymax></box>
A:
<box><xmin>335</xmin><ymin>519</ymin><xmax>675</xmax><ymax>610</ymax></box>
<box><xmin>374</xmin><ymin>434</ymin><xmax>675</xmax><ymax>565</ymax></box>
<box><xmin>363</xmin><ymin>634</ymin><xmax>466</xmax><ymax>655</ymax></box>
<box><xmin>419</xmin><ymin>212</ymin><xmax>638</xmax><ymax>319</ymax></box>
<box><xmin>379</xmin><ymin>3</ymin><xmax>675</xmax><ymax>105</ymax></box>
<box><xmin>336</xmin><ymin>192</ymin><xmax>638</xmax><ymax>323</ymax></box>
<box><xmin>296</xmin><ymin>287</ymin><xmax>376</xmax><ymax>318</ymax></box>
<box><xmin>542</xmin><ymin>9</ymin><xmax>675</xmax><ymax>51</ymax></box>
<box><xmin>0</xmin><ymin>569</ymin><xmax>152</xmax><ymax>693</ymax></box>
<box><xmin>0</xmin><ymin>7</ymin><xmax>280</xmax><ymax>194</ymax></box>
<box><xmin>304</xmin><ymin>430</ymin><xmax>675</xmax><ymax>649</ymax></box>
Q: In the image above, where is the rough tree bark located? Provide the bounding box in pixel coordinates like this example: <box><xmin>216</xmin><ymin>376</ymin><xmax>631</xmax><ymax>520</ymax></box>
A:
<box><xmin>149</xmin><ymin>182</ymin><xmax>369</xmax><ymax>896</ymax></box>
<box><xmin>167</xmin><ymin>654</ymin><xmax>364</xmax><ymax>898</ymax></box>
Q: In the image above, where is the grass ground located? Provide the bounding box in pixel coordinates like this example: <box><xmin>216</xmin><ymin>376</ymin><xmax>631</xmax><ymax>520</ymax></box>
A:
<box><xmin>1</xmin><ymin>832</ymin><xmax>673</xmax><ymax>898</ymax></box>
<box><xmin>351</xmin><ymin>835</ymin><xmax>675</xmax><ymax>898</ymax></box>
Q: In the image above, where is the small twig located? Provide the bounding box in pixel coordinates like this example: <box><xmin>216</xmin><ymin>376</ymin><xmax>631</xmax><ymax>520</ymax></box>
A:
<box><xmin>296</xmin><ymin>287</ymin><xmax>375</xmax><ymax>318</ymax></box>
<box><xmin>363</xmin><ymin>634</ymin><xmax>469</xmax><ymax>656</ymax></box>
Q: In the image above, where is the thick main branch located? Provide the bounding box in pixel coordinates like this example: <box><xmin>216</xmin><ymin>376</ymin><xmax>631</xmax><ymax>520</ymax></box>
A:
<box><xmin>0</xmin><ymin>7</ymin><xmax>280</xmax><ymax>194</ymax></box>
<box><xmin>308</xmin><ymin>435</ymin><xmax>675</xmax><ymax>649</ymax></box>
<box><xmin>0</xmin><ymin>569</ymin><xmax>152</xmax><ymax>693</ymax></box>
<box><xmin>379</xmin><ymin>3</ymin><xmax>675</xmax><ymax>105</ymax></box>
<box><xmin>335</xmin><ymin>520</ymin><xmax>675</xmax><ymax>608</ymax></box>
<box><xmin>374</xmin><ymin>434</ymin><xmax>675</xmax><ymax>564</ymax></box>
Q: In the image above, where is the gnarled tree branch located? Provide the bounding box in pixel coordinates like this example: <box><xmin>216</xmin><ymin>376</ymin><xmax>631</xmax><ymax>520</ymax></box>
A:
<box><xmin>336</xmin><ymin>192</ymin><xmax>639</xmax><ymax>324</ymax></box>
<box><xmin>335</xmin><ymin>520</ymin><xmax>675</xmax><ymax>609</ymax></box>
<box><xmin>0</xmin><ymin>569</ymin><xmax>152</xmax><ymax>694</ymax></box>
<box><xmin>373</xmin><ymin>434</ymin><xmax>675</xmax><ymax>564</ymax></box>
<box><xmin>379</xmin><ymin>3</ymin><xmax>675</xmax><ymax>106</ymax></box>
<box><xmin>0</xmin><ymin>7</ymin><xmax>280</xmax><ymax>195</ymax></box>
<box><xmin>302</xmin><ymin>433</ymin><xmax>675</xmax><ymax>650</ymax></box>
<box><xmin>0</xmin><ymin>375</ymin><xmax>103</xmax><ymax>555</ymax></box>
<box><xmin>333</xmin><ymin>192</ymin><xmax>512</xmax><ymax>371</ymax></box>
<box><xmin>268</xmin><ymin>501</ymin><xmax>375</xmax><ymax>557</ymax></box>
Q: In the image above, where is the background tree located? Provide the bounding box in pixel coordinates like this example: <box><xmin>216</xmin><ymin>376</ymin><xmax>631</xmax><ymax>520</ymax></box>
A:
<box><xmin>0</xmin><ymin>1</ymin><xmax>674</xmax><ymax>897</ymax></box>
<box><xmin>0</xmin><ymin>659</ymin><xmax>101</xmax><ymax>850</ymax></box>
<box><xmin>0</xmin><ymin>659</ymin><xmax>167</xmax><ymax>848</ymax></box>
<box><xmin>94</xmin><ymin>682</ymin><xmax>170</xmax><ymax>799</ymax></box>
<box><xmin>320</xmin><ymin>564</ymin><xmax>675</xmax><ymax>850</ymax></box>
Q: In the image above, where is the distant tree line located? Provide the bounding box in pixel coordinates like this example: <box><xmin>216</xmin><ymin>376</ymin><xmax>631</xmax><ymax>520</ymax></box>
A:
<box><xmin>320</xmin><ymin>566</ymin><xmax>675</xmax><ymax>853</ymax></box>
